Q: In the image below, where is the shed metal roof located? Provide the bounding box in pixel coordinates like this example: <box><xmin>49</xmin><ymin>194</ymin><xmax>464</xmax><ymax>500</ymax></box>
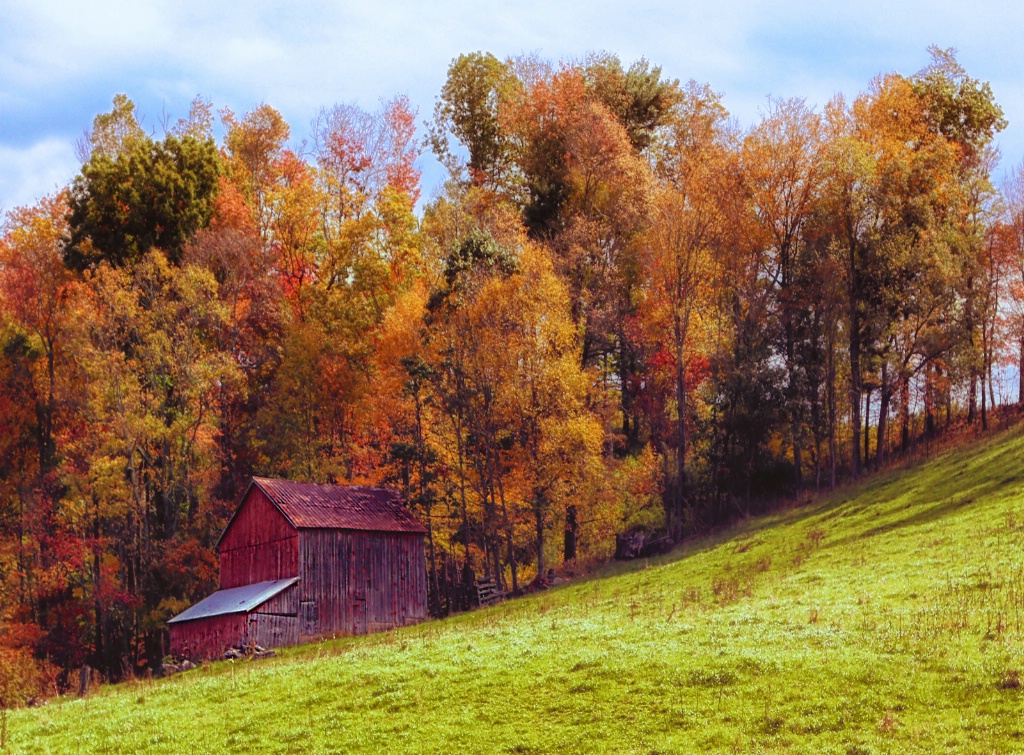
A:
<box><xmin>167</xmin><ymin>577</ymin><xmax>299</xmax><ymax>624</ymax></box>
<box><xmin>252</xmin><ymin>477</ymin><xmax>427</xmax><ymax>534</ymax></box>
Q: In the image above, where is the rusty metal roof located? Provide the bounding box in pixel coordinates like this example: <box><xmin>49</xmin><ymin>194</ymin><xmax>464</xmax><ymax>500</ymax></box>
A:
<box><xmin>167</xmin><ymin>577</ymin><xmax>299</xmax><ymax>624</ymax></box>
<box><xmin>252</xmin><ymin>477</ymin><xmax>427</xmax><ymax>534</ymax></box>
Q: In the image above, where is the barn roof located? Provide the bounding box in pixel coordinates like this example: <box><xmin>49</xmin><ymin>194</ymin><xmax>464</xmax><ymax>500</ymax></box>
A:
<box><xmin>167</xmin><ymin>577</ymin><xmax>299</xmax><ymax>624</ymax></box>
<box><xmin>252</xmin><ymin>477</ymin><xmax>427</xmax><ymax>534</ymax></box>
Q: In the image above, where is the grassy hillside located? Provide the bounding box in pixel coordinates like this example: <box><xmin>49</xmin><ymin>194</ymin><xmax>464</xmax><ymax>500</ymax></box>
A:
<box><xmin>10</xmin><ymin>427</ymin><xmax>1024</xmax><ymax>754</ymax></box>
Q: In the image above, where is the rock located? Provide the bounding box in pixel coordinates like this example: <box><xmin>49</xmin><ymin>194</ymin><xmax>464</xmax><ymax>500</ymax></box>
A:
<box><xmin>160</xmin><ymin>663</ymin><xmax>179</xmax><ymax>677</ymax></box>
<box><xmin>639</xmin><ymin>534</ymin><xmax>673</xmax><ymax>558</ymax></box>
<box><xmin>615</xmin><ymin>530</ymin><xmax>673</xmax><ymax>560</ymax></box>
<box><xmin>615</xmin><ymin>531</ymin><xmax>646</xmax><ymax>560</ymax></box>
<box><xmin>222</xmin><ymin>648</ymin><xmax>244</xmax><ymax>660</ymax></box>
<box><xmin>179</xmin><ymin>659</ymin><xmax>197</xmax><ymax>671</ymax></box>
<box><xmin>251</xmin><ymin>650</ymin><xmax>276</xmax><ymax>660</ymax></box>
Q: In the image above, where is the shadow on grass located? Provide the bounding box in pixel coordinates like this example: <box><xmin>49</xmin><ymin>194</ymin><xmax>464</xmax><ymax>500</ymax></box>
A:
<box><xmin>816</xmin><ymin>424</ymin><xmax>1024</xmax><ymax>550</ymax></box>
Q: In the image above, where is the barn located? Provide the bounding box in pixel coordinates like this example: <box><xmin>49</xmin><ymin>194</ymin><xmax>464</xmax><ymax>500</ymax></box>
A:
<box><xmin>167</xmin><ymin>477</ymin><xmax>427</xmax><ymax>660</ymax></box>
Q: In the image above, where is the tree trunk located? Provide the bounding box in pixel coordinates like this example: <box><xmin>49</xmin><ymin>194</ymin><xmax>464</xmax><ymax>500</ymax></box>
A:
<box><xmin>455</xmin><ymin>412</ymin><xmax>471</xmax><ymax>566</ymax></box>
<box><xmin>675</xmin><ymin>352</ymin><xmax>687</xmax><ymax>542</ymax></box>
<box><xmin>784</xmin><ymin>298</ymin><xmax>803</xmax><ymax>492</ymax></box>
<box><xmin>989</xmin><ymin>356</ymin><xmax>997</xmax><ymax>416</ymax></box>
<box><xmin>1018</xmin><ymin>335</ymin><xmax>1024</xmax><ymax>405</ymax></box>
<box><xmin>534</xmin><ymin>497</ymin><xmax>545</xmax><ymax>581</ymax></box>
<box><xmin>93</xmin><ymin>494</ymin><xmax>104</xmax><ymax>673</ymax></box>
<box><xmin>925</xmin><ymin>365</ymin><xmax>936</xmax><ymax>438</ymax></box>
<box><xmin>827</xmin><ymin>325</ymin><xmax>837</xmax><ymax>490</ymax></box>
<box><xmin>876</xmin><ymin>363</ymin><xmax>889</xmax><ymax>469</ymax></box>
<box><xmin>564</xmin><ymin>505</ymin><xmax>578</xmax><ymax>562</ymax></box>
<box><xmin>981</xmin><ymin>369</ymin><xmax>988</xmax><ymax>431</ymax></box>
<box><xmin>968</xmin><ymin>373</ymin><xmax>977</xmax><ymax>424</ymax></box>
<box><xmin>497</xmin><ymin>476</ymin><xmax>517</xmax><ymax>594</ymax></box>
<box><xmin>863</xmin><ymin>389</ymin><xmax>871</xmax><ymax>470</ymax></box>
<box><xmin>848</xmin><ymin>306</ymin><xmax>862</xmax><ymax>477</ymax></box>
<box><xmin>900</xmin><ymin>373</ymin><xmax>911</xmax><ymax>453</ymax></box>
<box><xmin>619</xmin><ymin>335</ymin><xmax>635</xmax><ymax>449</ymax></box>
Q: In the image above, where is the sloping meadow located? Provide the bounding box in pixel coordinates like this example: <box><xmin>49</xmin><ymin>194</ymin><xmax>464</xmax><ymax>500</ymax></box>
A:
<box><xmin>12</xmin><ymin>428</ymin><xmax>1024</xmax><ymax>753</ymax></box>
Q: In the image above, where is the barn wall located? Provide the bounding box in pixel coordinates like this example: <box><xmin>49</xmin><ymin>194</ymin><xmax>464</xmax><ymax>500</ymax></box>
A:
<box><xmin>298</xmin><ymin>530</ymin><xmax>426</xmax><ymax>638</ymax></box>
<box><xmin>252</xmin><ymin>583</ymin><xmax>299</xmax><ymax>616</ymax></box>
<box><xmin>169</xmin><ymin>613</ymin><xmax>247</xmax><ymax>660</ymax></box>
<box><xmin>219</xmin><ymin>487</ymin><xmax>299</xmax><ymax>589</ymax></box>
<box><xmin>248</xmin><ymin>613</ymin><xmax>299</xmax><ymax>648</ymax></box>
<box><xmin>248</xmin><ymin>583</ymin><xmax>299</xmax><ymax>647</ymax></box>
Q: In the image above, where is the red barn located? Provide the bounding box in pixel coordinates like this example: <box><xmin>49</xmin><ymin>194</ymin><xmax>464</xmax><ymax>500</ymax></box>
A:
<box><xmin>168</xmin><ymin>477</ymin><xmax>427</xmax><ymax>660</ymax></box>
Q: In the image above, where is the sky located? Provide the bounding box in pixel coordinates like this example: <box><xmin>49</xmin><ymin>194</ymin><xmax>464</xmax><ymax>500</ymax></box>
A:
<box><xmin>3</xmin><ymin>0</ymin><xmax>1024</xmax><ymax>215</ymax></box>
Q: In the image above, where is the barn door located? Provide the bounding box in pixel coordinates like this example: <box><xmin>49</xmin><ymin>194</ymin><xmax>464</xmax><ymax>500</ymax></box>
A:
<box><xmin>300</xmin><ymin>600</ymin><xmax>318</xmax><ymax>637</ymax></box>
<box><xmin>352</xmin><ymin>596</ymin><xmax>367</xmax><ymax>635</ymax></box>
<box><xmin>351</xmin><ymin>533</ymin><xmax>369</xmax><ymax>634</ymax></box>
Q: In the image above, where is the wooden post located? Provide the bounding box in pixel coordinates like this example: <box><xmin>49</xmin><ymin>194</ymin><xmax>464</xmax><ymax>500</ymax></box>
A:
<box><xmin>77</xmin><ymin>665</ymin><xmax>90</xmax><ymax>698</ymax></box>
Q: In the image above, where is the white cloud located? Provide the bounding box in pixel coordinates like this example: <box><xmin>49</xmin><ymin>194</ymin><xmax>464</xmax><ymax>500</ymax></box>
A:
<box><xmin>0</xmin><ymin>138</ymin><xmax>79</xmax><ymax>215</ymax></box>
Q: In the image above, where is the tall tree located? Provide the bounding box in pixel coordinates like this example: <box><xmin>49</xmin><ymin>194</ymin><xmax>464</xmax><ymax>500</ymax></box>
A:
<box><xmin>66</xmin><ymin>120</ymin><xmax>221</xmax><ymax>270</ymax></box>
<box><xmin>742</xmin><ymin>98</ymin><xmax>823</xmax><ymax>489</ymax></box>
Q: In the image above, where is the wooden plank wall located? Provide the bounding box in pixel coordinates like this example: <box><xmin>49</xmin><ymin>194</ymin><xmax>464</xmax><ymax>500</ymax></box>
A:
<box><xmin>169</xmin><ymin>613</ymin><xmax>247</xmax><ymax>660</ymax></box>
<box><xmin>249</xmin><ymin>583</ymin><xmax>299</xmax><ymax>648</ymax></box>
<box><xmin>248</xmin><ymin>614</ymin><xmax>299</xmax><ymax>648</ymax></box>
<box><xmin>219</xmin><ymin>487</ymin><xmax>299</xmax><ymax>588</ymax></box>
<box><xmin>254</xmin><ymin>583</ymin><xmax>299</xmax><ymax>616</ymax></box>
<box><xmin>298</xmin><ymin>530</ymin><xmax>426</xmax><ymax>638</ymax></box>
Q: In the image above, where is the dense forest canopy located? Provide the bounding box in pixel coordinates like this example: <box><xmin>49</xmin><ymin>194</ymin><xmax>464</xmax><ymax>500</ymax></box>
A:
<box><xmin>1</xmin><ymin>46</ymin><xmax>1022</xmax><ymax>691</ymax></box>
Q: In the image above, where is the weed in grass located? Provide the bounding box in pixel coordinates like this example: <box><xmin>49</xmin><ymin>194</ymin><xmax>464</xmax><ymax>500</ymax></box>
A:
<box><xmin>806</xmin><ymin>528</ymin><xmax>825</xmax><ymax>548</ymax></box>
<box><xmin>878</xmin><ymin>710</ymin><xmax>899</xmax><ymax>734</ymax></box>
<box><xmin>1001</xmin><ymin>669</ymin><xmax>1021</xmax><ymax>689</ymax></box>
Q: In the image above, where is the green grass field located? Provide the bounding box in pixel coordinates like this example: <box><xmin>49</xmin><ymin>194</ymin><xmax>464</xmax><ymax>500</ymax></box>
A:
<box><xmin>10</xmin><ymin>427</ymin><xmax>1024</xmax><ymax>753</ymax></box>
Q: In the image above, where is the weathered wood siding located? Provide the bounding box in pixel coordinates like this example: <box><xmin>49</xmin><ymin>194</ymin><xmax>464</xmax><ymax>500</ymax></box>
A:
<box><xmin>219</xmin><ymin>487</ymin><xmax>298</xmax><ymax>589</ymax></box>
<box><xmin>247</xmin><ymin>613</ymin><xmax>299</xmax><ymax>648</ymax></box>
<box><xmin>252</xmin><ymin>583</ymin><xmax>299</xmax><ymax>616</ymax></box>
<box><xmin>248</xmin><ymin>582</ymin><xmax>299</xmax><ymax>648</ymax></box>
<box><xmin>298</xmin><ymin>530</ymin><xmax>426</xmax><ymax>638</ymax></box>
<box><xmin>169</xmin><ymin>613</ymin><xmax>247</xmax><ymax>660</ymax></box>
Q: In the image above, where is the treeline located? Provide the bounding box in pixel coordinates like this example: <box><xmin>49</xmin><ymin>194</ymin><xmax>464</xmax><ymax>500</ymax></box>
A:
<box><xmin>1</xmin><ymin>47</ymin><xmax>1023</xmax><ymax>690</ymax></box>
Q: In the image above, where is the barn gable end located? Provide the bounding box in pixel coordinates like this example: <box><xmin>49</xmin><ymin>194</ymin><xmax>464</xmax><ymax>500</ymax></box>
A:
<box><xmin>218</xmin><ymin>484</ymin><xmax>299</xmax><ymax>589</ymax></box>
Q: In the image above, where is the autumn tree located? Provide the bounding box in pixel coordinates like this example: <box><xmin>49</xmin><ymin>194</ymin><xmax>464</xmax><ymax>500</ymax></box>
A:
<box><xmin>65</xmin><ymin>251</ymin><xmax>238</xmax><ymax>670</ymax></box>
<box><xmin>66</xmin><ymin>97</ymin><xmax>221</xmax><ymax>270</ymax></box>
<box><xmin>0</xmin><ymin>194</ymin><xmax>74</xmax><ymax>475</ymax></box>
<box><xmin>741</xmin><ymin>98</ymin><xmax>823</xmax><ymax>489</ymax></box>
<box><xmin>912</xmin><ymin>48</ymin><xmax>1006</xmax><ymax>428</ymax></box>
<box><xmin>221</xmin><ymin>104</ymin><xmax>292</xmax><ymax>245</ymax></box>
<box><xmin>429</xmin><ymin>52</ymin><xmax>520</xmax><ymax>188</ymax></box>
<box><xmin>639</xmin><ymin>81</ymin><xmax>730</xmax><ymax>536</ymax></box>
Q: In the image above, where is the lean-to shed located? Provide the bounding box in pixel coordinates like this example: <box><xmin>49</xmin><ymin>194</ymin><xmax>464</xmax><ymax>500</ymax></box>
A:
<box><xmin>168</xmin><ymin>477</ymin><xmax>427</xmax><ymax>660</ymax></box>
